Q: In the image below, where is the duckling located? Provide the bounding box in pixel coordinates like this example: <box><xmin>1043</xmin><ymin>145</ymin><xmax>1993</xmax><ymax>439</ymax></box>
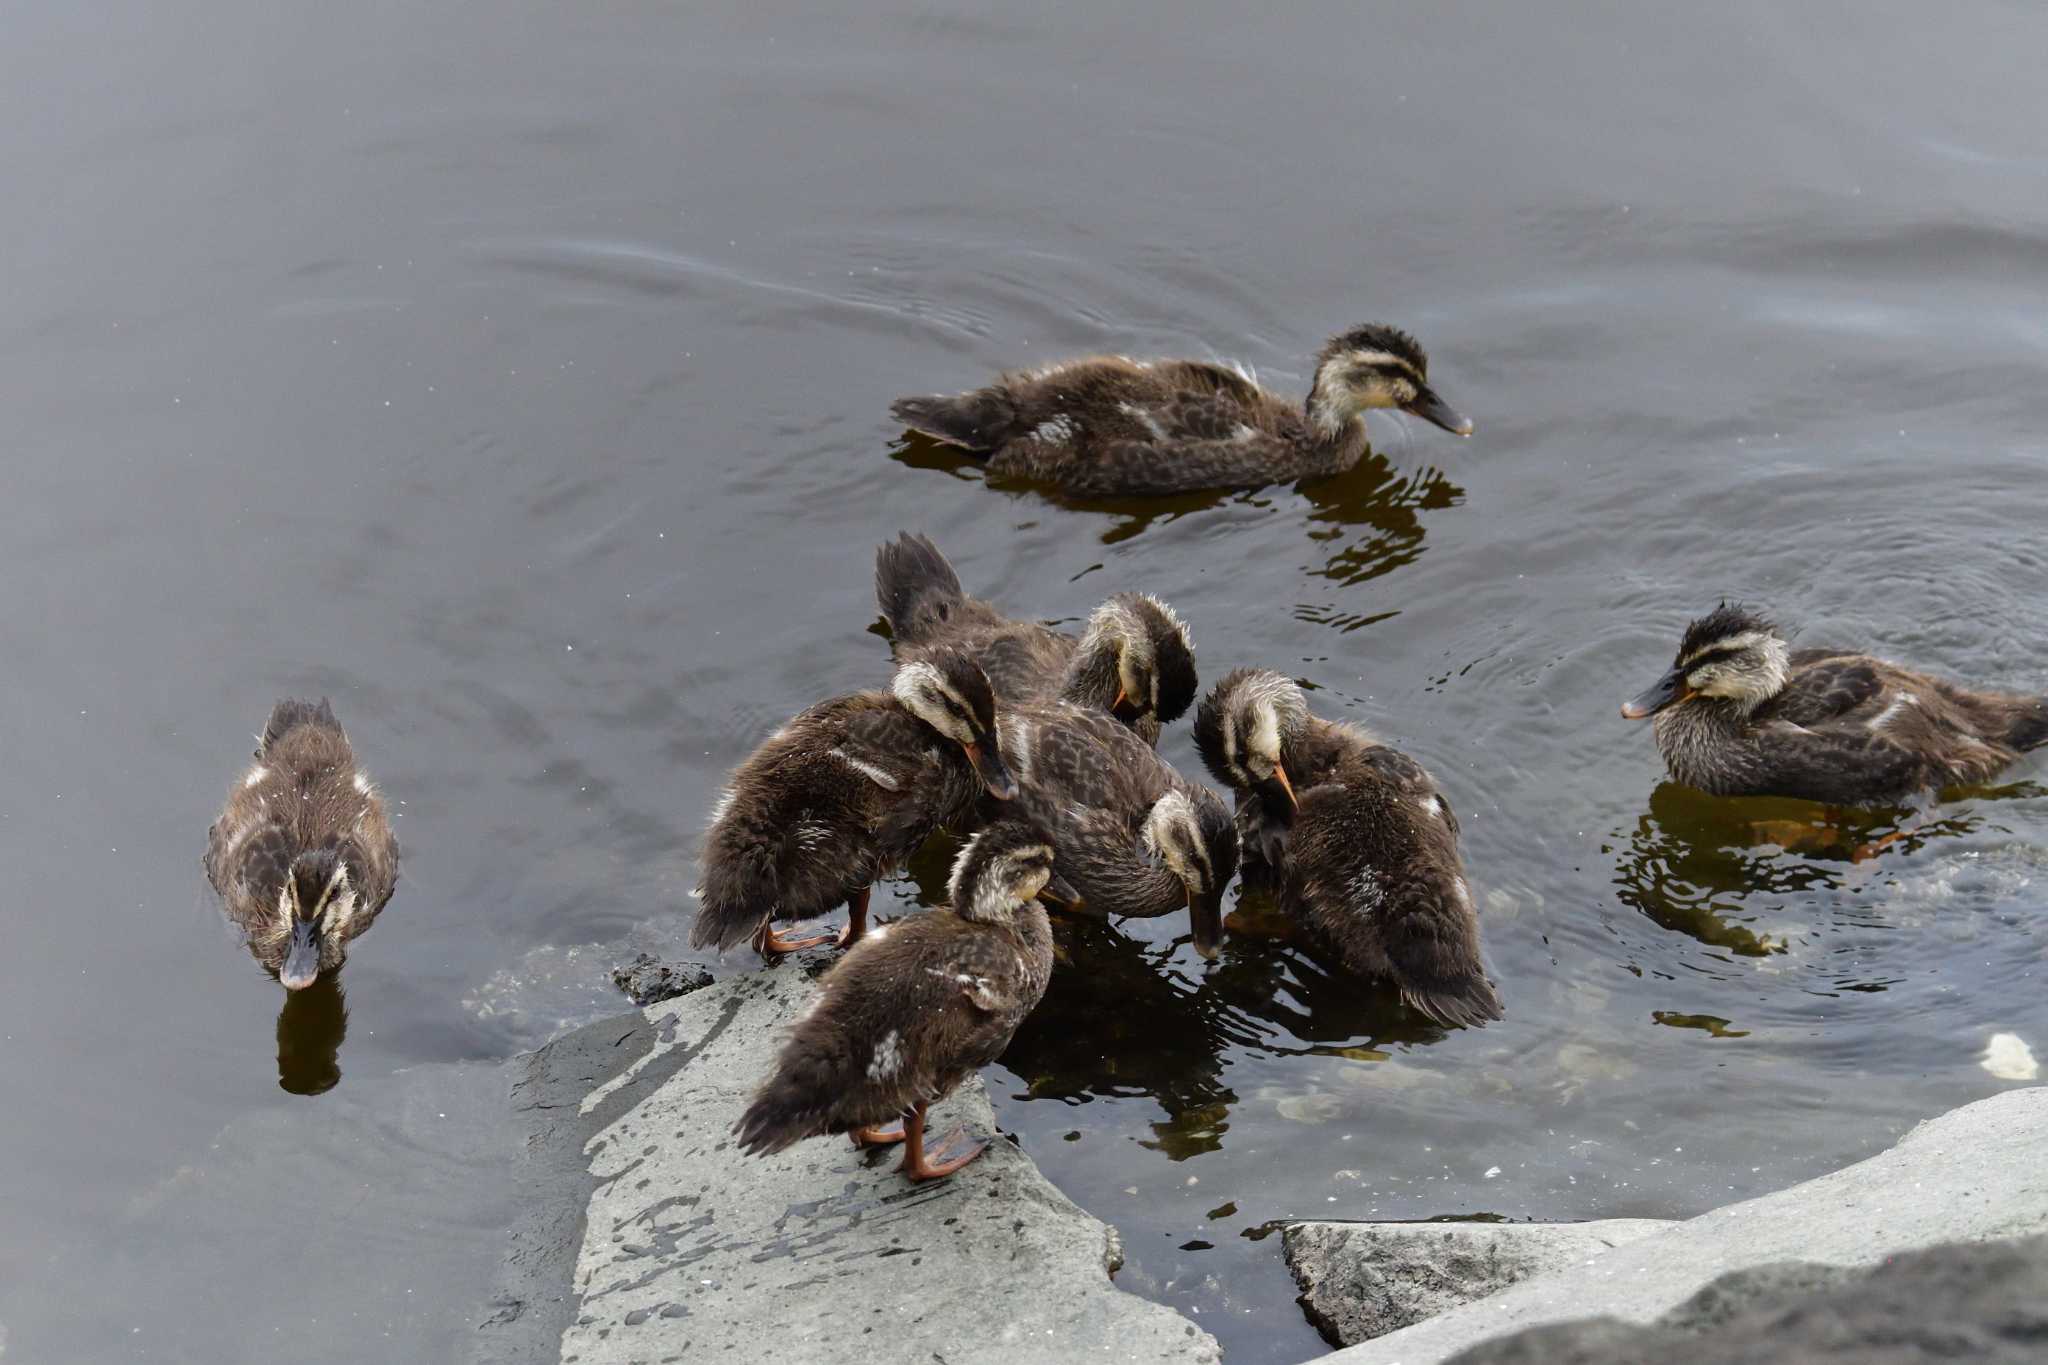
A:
<box><xmin>734</xmin><ymin>821</ymin><xmax>1057</xmax><ymax>1183</ymax></box>
<box><xmin>691</xmin><ymin>650</ymin><xmax>1018</xmax><ymax>957</ymax></box>
<box><xmin>203</xmin><ymin>699</ymin><xmax>400</xmax><ymax>991</ymax></box>
<box><xmin>889</xmin><ymin>323</ymin><xmax>1471</xmax><ymax>496</ymax></box>
<box><xmin>1003</xmin><ymin>700</ymin><xmax>1239</xmax><ymax>957</ymax></box>
<box><xmin>1620</xmin><ymin>603</ymin><xmax>2048</xmax><ymax>805</ymax></box>
<box><xmin>1194</xmin><ymin>670</ymin><xmax>1503</xmax><ymax>1028</ymax></box>
<box><xmin>874</xmin><ymin>531</ymin><xmax>1196</xmax><ymax>742</ymax></box>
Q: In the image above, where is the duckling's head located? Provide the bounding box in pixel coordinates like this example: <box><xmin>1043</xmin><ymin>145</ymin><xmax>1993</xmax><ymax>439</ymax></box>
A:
<box><xmin>892</xmin><ymin>650</ymin><xmax>1019</xmax><ymax>799</ymax></box>
<box><xmin>263</xmin><ymin>846</ymin><xmax>362</xmax><ymax>990</ymax></box>
<box><xmin>1143</xmin><ymin>789</ymin><xmax>1241</xmax><ymax>960</ymax></box>
<box><xmin>1308</xmin><ymin>323</ymin><xmax>1472</xmax><ymax>440</ymax></box>
<box><xmin>1621</xmin><ymin>603</ymin><xmax>1791</xmax><ymax>719</ymax></box>
<box><xmin>946</xmin><ymin>822</ymin><xmax>1057</xmax><ymax>925</ymax></box>
<box><xmin>1083</xmin><ymin>592</ymin><xmax>1199</xmax><ymax>727</ymax></box>
<box><xmin>1193</xmin><ymin>668</ymin><xmax>1311</xmax><ymax>812</ymax></box>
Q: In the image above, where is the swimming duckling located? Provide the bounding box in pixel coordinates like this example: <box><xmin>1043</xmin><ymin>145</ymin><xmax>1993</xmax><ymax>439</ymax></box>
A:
<box><xmin>1195</xmin><ymin>670</ymin><xmax>1502</xmax><ymax>1028</ymax></box>
<box><xmin>875</xmin><ymin>531</ymin><xmax>1196</xmax><ymax>742</ymax></box>
<box><xmin>734</xmin><ymin>821</ymin><xmax>1057</xmax><ymax>1183</ymax></box>
<box><xmin>691</xmin><ymin>650</ymin><xmax>1017</xmax><ymax>957</ymax></box>
<box><xmin>204</xmin><ymin>699</ymin><xmax>400</xmax><ymax>991</ymax></box>
<box><xmin>1621</xmin><ymin>603</ymin><xmax>2048</xmax><ymax>805</ymax></box>
<box><xmin>889</xmin><ymin>324</ymin><xmax>1471</xmax><ymax>496</ymax></box>
<box><xmin>1004</xmin><ymin>701</ymin><xmax>1239</xmax><ymax>957</ymax></box>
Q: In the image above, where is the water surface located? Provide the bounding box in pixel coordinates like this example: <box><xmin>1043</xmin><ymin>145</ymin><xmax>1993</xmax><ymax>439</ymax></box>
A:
<box><xmin>5</xmin><ymin>3</ymin><xmax>2047</xmax><ymax>1360</ymax></box>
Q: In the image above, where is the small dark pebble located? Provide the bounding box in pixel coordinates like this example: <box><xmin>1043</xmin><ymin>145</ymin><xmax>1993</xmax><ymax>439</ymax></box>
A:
<box><xmin>611</xmin><ymin>953</ymin><xmax>715</xmax><ymax>1007</ymax></box>
<box><xmin>1179</xmin><ymin>1239</ymin><xmax>1215</xmax><ymax>1252</ymax></box>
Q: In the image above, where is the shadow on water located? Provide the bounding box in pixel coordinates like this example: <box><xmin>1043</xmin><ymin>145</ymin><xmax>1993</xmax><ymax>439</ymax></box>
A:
<box><xmin>1299</xmin><ymin>449</ymin><xmax>1463</xmax><ymax>591</ymax></box>
<box><xmin>1002</xmin><ymin>889</ymin><xmax>1456</xmax><ymax>1161</ymax></box>
<box><xmin>889</xmin><ymin>432</ymin><xmax>1462</xmax><ymax>563</ymax></box>
<box><xmin>276</xmin><ymin>975</ymin><xmax>348</xmax><ymax>1096</ymax></box>
<box><xmin>1605</xmin><ymin>780</ymin><xmax>1998</xmax><ymax>955</ymax></box>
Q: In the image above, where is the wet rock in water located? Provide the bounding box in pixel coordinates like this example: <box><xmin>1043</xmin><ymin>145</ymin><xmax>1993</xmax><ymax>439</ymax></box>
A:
<box><xmin>608</xmin><ymin>952</ymin><xmax>713</xmax><ymax>1006</ymax></box>
<box><xmin>1283</xmin><ymin>1219</ymin><xmax>1673</xmax><ymax>1346</ymax></box>
<box><xmin>1446</xmin><ymin>1235</ymin><xmax>2048</xmax><ymax>1364</ymax></box>
<box><xmin>1321</xmin><ymin>1087</ymin><xmax>2048</xmax><ymax>1365</ymax></box>
<box><xmin>557</xmin><ymin>965</ymin><xmax>1218</xmax><ymax>1364</ymax></box>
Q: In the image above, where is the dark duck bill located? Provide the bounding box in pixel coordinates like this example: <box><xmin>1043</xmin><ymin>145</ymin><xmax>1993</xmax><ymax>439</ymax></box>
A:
<box><xmin>1403</xmin><ymin>385</ymin><xmax>1474</xmax><ymax>437</ymax></box>
<box><xmin>1620</xmin><ymin>668</ymin><xmax>1694</xmax><ymax>720</ymax></box>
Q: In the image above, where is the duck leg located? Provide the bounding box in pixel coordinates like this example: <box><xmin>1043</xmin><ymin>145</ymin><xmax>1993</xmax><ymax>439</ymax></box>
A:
<box><xmin>849</xmin><ymin>1118</ymin><xmax>906</xmax><ymax>1148</ymax></box>
<box><xmin>898</xmin><ymin>1100</ymin><xmax>988</xmax><ymax>1182</ymax></box>
<box><xmin>751</xmin><ymin>919</ymin><xmax>838</xmax><ymax>956</ymax></box>
<box><xmin>833</xmin><ymin>887</ymin><xmax>871</xmax><ymax>948</ymax></box>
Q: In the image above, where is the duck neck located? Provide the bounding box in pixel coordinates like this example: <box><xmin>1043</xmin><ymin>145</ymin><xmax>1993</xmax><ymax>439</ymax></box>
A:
<box><xmin>1652</xmin><ymin>699</ymin><xmax>1759</xmax><ymax>793</ymax></box>
<box><xmin>1057</xmin><ymin>635</ymin><xmax>1123</xmax><ymax>713</ymax></box>
<box><xmin>1014</xmin><ymin>900</ymin><xmax>1054</xmax><ymax>979</ymax></box>
<box><xmin>1301</xmin><ymin>388</ymin><xmax>1371</xmax><ymax>472</ymax></box>
<box><xmin>1058</xmin><ymin>836</ymin><xmax>1187</xmax><ymax>920</ymax></box>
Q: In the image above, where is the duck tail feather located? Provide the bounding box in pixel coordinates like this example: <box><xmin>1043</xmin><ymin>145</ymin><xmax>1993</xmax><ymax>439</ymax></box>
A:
<box><xmin>733</xmin><ymin>1023</ymin><xmax>859</xmax><ymax>1156</ymax></box>
<box><xmin>890</xmin><ymin>390</ymin><xmax>1018</xmax><ymax>453</ymax></box>
<box><xmin>1380</xmin><ymin>882</ymin><xmax>1504</xmax><ymax>1029</ymax></box>
<box><xmin>1399</xmin><ymin>976</ymin><xmax>1505</xmax><ymax>1030</ymax></box>
<box><xmin>259</xmin><ymin>697</ymin><xmax>343</xmax><ymax>755</ymax></box>
<box><xmin>874</xmin><ymin>532</ymin><xmax>966</xmax><ymax>646</ymax></box>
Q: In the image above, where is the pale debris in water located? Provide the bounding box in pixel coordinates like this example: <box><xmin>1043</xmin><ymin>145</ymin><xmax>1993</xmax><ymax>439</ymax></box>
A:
<box><xmin>1980</xmin><ymin>1032</ymin><xmax>2039</xmax><ymax>1082</ymax></box>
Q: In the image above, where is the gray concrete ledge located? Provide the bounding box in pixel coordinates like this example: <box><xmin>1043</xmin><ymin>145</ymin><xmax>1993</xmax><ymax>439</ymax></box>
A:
<box><xmin>1284</xmin><ymin>1218</ymin><xmax>1673</xmax><ymax>1346</ymax></box>
<box><xmin>1324</xmin><ymin>1085</ymin><xmax>2048</xmax><ymax>1365</ymax></box>
<box><xmin>1446</xmin><ymin>1234</ymin><xmax>2048</xmax><ymax>1364</ymax></box>
<box><xmin>554</xmin><ymin>963</ymin><xmax>1219</xmax><ymax>1364</ymax></box>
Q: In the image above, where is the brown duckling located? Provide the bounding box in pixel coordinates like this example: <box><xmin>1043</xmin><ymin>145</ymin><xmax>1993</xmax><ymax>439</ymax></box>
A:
<box><xmin>1621</xmin><ymin>603</ymin><xmax>2048</xmax><ymax>805</ymax></box>
<box><xmin>204</xmin><ymin>699</ymin><xmax>399</xmax><ymax>990</ymax></box>
<box><xmin>691</xmin><ymin>650</ymin><xmax>1017</xmax><ymax>957</ymax></box>
<box><xmin>1195</xmin><ymin>669</ymin><xmax>1503</xmax><ymax>1028</ymax></box>
<box><xmin>734</xmin><ymin>821</ymin><xmax>1057</xmax><ymax>1183</ymax></box>
<box><xmin>1003</xmin><ymin>700</ymin><xmax>1239</xmax><ymax>958</ymax></box>
<box><xmin>874</xmin><ymin>531</ymin><xmax>1196</xmax><ymax>743</ymax></box>
<box><xmin>889</xmin><ymin>323</ymin><xmax>1471</xmax><ymax>496</ymax></box>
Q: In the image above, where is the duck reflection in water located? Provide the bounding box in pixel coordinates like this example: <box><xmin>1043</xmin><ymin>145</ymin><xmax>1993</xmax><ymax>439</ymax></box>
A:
<box><xmin>1000</xmin><ymin>895</ymin><xmax>1458</xmax><ymax>1161</ymax></box>
<box><xmin>1300</xmin><ymin>449</ymin><xmax>1461</xmax><ymax>596</ymax></box>
<box><xmin>275</xmin><ymin>973</ymin><xmax>347</xmax><ymax>1096</ymax></box>
<box><xmin>1609</xmin><ymin>781</ymin><xmax>1989</xmax><ymax>955</ymax></box>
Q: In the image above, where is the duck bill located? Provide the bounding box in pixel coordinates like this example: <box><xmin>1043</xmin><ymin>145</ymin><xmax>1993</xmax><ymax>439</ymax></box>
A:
<box><xmin>1621</xmin><ymin>669</ymin><xmax>1692</xmax><ymax>720</ymax></box>
<box><xmin>279</xmin><ymin>921</ymin><xmax>322</xmax><ymax>991</ymax></box>
<box><xmin>1269</xmin><ymin>761</ymin><xmax>1299</xmax><ymax>812</ymax></box>
<box><xmin>1187</xmin><ymin>887</ymin><xmax>1226</xmax><ymax>962</ymax></box>
<box><xmin>1404</xmin><ymin>386</ymin><xmax>1474</xmax><ymax>437</ymax></box>
<box><xmin>964</xmin><ymin>740</ymin><xmax>1018</xmax><ymax>801</ymax></box>
<box><xmin>1109</xmin><ymin>688</ymin><xmax>1140</xmax><ymax>724</ymax></box>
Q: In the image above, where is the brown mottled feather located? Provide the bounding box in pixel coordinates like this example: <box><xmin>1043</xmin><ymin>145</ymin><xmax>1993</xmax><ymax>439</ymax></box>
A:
<box><xmin>734</xmin><ymin>825</ymin><xmax>1054</xmax><ymax>1154</ymax></box>
<box><xmin>203</xmin><ymin>699</ymin><xmax>398</xmax><ymax>978</ymax></box>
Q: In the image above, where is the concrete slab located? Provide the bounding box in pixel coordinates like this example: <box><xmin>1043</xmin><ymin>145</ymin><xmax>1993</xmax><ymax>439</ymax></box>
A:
<box><xmin>555</xmin><ymin>964</ymin><xmax>1219</xmax><ymax>1364</ymax></box>
<box><xmin>1283</xmin><ymin>1219</ymin><xmax>1673</xmax><ymax>1346</ymax></box>
<box><xmin>1322</xmin><ymin>1085</ymin><xmax>2048</xmax><ymax>1365</ymax></box>
<box><xmin>1448</xmin><ymin>1235</ymin><xmax>2048</xmax><ymax>1364</ymax></box>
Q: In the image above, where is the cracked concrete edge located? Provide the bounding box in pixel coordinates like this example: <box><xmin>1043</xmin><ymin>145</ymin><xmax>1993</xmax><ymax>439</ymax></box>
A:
<box><xmin>554</xmin><ymin>966</ymin><xmax>1219</xmax><ymax>1364</ymax></box>
<box><xmin>1319</xmin><ymin>1084</ymin><xmax>2048</xmax><ymax>1365</ymax></box>
<box><xmin>470</xmin><ymin>1004</ymin><xmax>690</xmax><ymax>1365</ymax></box>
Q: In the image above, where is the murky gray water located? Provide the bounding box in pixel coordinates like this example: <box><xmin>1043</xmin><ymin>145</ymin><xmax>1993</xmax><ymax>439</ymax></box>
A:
<box><xmin>5</xmin><ymin>3</ymin><xmax>2047</xmax><ymax>1360</ymax></box>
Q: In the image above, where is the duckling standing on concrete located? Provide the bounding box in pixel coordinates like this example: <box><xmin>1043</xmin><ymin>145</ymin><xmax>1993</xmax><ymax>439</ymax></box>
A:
<box><xmin>889</xmin><ymin>323</ymin><xmax>1471</xmax><ymax>496</ymax></box>
<box><xmin>734</xmin><ymin>822</ymin><xmax>1057</xmax><ymax>1182</ymax></box>
<box><xmin>204</xmin><ymin>699</ymin><xmax>400</xmax><ymax>991</ymax></box>
<box><xmin>875</xmin><ymin>531</ymin><xmax>1196</xmax><ymax>744</ymax></box>
<box><xmin>1195</xmin><ymin>670</ymin><xmax>1503</xmax><ymax>1028</ymax></box>
<box><xmin>691</xmin><ymin>650</ymin><xmax>1018</xmax><ymax>958</ymax></box>
<box><xmin>1621</xmin><ymin>603</ymin><xmax>2048</xmax><ymax>805</ymax></box>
